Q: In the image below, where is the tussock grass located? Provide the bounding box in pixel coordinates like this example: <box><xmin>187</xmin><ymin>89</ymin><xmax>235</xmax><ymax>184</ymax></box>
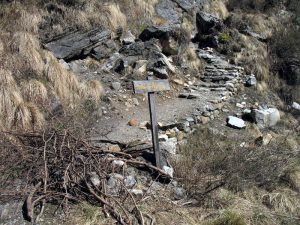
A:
<box><xmin>21</xmin><ymin>79</ymin><xmax>48</xmax><ymax>105</ymax></box>
<box><xmin>205</xmin><ymin>0</ymin><xmax>229</xmax><ymax>20</ymax></box>
<box><xmin>183</xmin><ymin>47</ymin><xmax>203</xmax><ymax>73</ymax></box>
<box><xmin>103</xmin><ymin>3</ymin><xmax>127</xmax><ymax>31</ymax></box>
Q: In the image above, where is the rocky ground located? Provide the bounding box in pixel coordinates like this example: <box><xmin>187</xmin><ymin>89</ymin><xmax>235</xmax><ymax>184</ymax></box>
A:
<box><xmin>1</xmin><ymin>0</ymin><xmax>300</xmax><ymax>224</ymax></box>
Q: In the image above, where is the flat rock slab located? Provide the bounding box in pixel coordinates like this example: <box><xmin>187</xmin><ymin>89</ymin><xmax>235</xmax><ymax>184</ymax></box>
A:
<box><xmin>227</xmin><ymin>116</ymin><xmax>246</xmax><ymax>129</ymax></box>
<box><xmin>44</xmin><ymin>28</ymin><xmax>111</xmax><ymax>60</ymax></box>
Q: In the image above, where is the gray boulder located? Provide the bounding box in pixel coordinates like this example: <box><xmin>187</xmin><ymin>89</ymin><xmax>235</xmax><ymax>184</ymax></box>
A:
<box><xmin>227</xmin><ymin>116</ymin><xmax>246</xmax><ymax>129</ymax></box>
<box><xmin>196</xmin><ymin>12</ymin><xmax>222</xmax><ymax>35</ymax></box>
<box><xmin>252</xmin><ymin>108</ymin><xmax>280</xmax><ymax>128</ymax></box>
<box><xmin>245</xmin><ymin>74</ymin><xmax>257</xmax><ymax>87</ymax></box>
<box><xmin>155</xmin><ymin>0</ymin><xmax>182</xmax><ymax>25</ymax></box>
<box><xmin>44</xmin><ymin>28</ymin><xmax>111</xmax><ymax>60</ymax></box>
<box><xmin>139</xmin><ymin>26</ymin><xmax>188</xmax><ymax>55</ymax></box>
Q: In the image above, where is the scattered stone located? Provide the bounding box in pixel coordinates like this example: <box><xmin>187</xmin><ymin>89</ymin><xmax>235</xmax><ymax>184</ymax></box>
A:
<box><xmin>160</xmin><ymin>139</ymin><xmax>177</xmax><ymax>154</ymax></box>
<box><xmin>108</xmin><ymin>144</ymin><xmax>121</xmax><ymax>152</ymax></box>
<box><xmin>227</xmin><ymin>116</ymin><xmax>246</xmax><ymax>129</ymax></box>
<box><xmin>245</xmin><ymin>74</ymin><xmax>257</xmax><ymax>87</ymax></box>
<box><xmin>166</xmin><ymin>129</ymin><xmax>176</xmax><ymax>138</ymax></box>
<box><xmin>198</xmin><ymin>116</ymin><xmax>210</xmax><ymax>124</ymax></box>
<box><xmin>255</xmin><ymin>133</ymin><xmax>273</xmax><ymax>146</ymax></box>
<box><xmin>236</xmin><ymin>103</ymin><xmax>244</xmax><ymax>108</ymax></box>
<box><xmin>112</xmin><ymin>160</ymin><xmax>125</xmax><ymax>167</ymax></box>
<box><xmin>252</xmin><ymin>108</ymin><xmax>280</xmax><ymax>128</ymax></box>
<box><xmin>292</xmin><ymin>102</ymin><xmax>300</xmax><ymax>111</ymax></box>
<box><xmin>111</xmin><ymin>82</ymin><xmax>121</xmax><ymax>90</ymax></box>
<box><xmin>173</xmin><ymin>78</ymin><xmax>184</xmax><ymax>85</ymax></box>
<box><xmin>132</xmin><ymin>98</ymin><xmax>139</xmax><ymax>106</ymax></box>
<box><xmin>128</xmin><ymin>119</ymin><xmax>139</xmax><ymax>126</ymax></box>
<box><xmin>122</xmin><ymin>30</ymin><xmax>135</xmax><ymax>45</ymax></box>
<box><xmin>107</xmin><ymin>173</ymin><xmax>124</xmax><ymax>195</ymax></box>
<box><xmin>124</xmin><ymin>175</ymin><xmax>136</xmax><ymax>188</ymax></box>
<box><xmin>130</xmin><ymin>189</ymin><xmax>143</xmax><ymax>198</ymax></box>
<box><xmin>159</xmin><ymin>134</ymin><xmax>169</xmax><ymax>141</ymax></box>
<box><xmin>173</xmin><ymin>187</ymin><xmax>186</xmax><ymax>200</ymax></box>
<box><xmin>89</xmin><ymin>172</ymin><xmax>101</xmax><ymax>187</ymax></box>
<box><xmin>163</xmin><ymin>165</ymin><xmax>174</xmax><ymax>177</ymax></box>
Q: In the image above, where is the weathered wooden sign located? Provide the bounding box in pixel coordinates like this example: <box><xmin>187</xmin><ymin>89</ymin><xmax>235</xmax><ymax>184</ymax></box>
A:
<box><xmin>133</xmin><ymin>80</ymin><xmax>170</xmax><ymax>94</ymax></box>
<box><xmin>133</xmin><ymin>78</ymin><xmax>170</xmax><ymax>169</ymax></box>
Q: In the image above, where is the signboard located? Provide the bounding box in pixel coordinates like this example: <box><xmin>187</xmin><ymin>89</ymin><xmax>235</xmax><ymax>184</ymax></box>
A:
<box><xmin>133</xmin><ymin>78</ymin><xmax>171</xmax><ymax>169</ymax></box>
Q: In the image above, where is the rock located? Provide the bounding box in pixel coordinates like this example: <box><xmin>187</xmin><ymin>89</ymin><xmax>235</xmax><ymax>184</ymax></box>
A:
<box><xmin>108</xmin><ymin>144</ymin><xmax>121</xmax><ymax>152</ymax></box>
<box><xmin>176</xmin><ymin>131</ymin><xmax>184</xmax><ymax>141</ymax></box>
<box><xmin>139</xmin><ymin>25</ymin><xmax>187</xmax><ymax>55</ymax></box>
<box><xmin>107</xmin><ymin>173</ymin><xmax>124</xmax><ymax>195</ymax></box>
<box><xmin>255</xmin><ymin>133</ymin><xmax>273</xmax><ymax>146</ymax></box>
<box><xmin>111</xmin><ymin>82</ymin><xmax>121</xmax><ymax>90</ymax></box>
<box><xmin>160</xmin><ymin>139</ymin><xmax>177</xmax><ymax>154</ymax></box>
<box><xmin>104</xmin><ymin>53</ymin><xmax>124</xmax><ymax>72</ymax></box>
<box><xmin>227</xmin><ymin>116</ymin><xmax>246</xmax><ymax>129</ymax></box>
<box><xmin>252</xmin><ymin>108</ymin><xmax>280</xmax><ymax>128</ymax></box>
<box><xmin>236</xmin><ymin>103</ymin><xmax>244</xmax><ymax>108</ymax></box>
<box><xmin>155</xmin><ymin>0</ymin><xmax>182</xmax><ymax>25</ymax></box>
<box><xmin>122</xmin><ymin>30</ymin><xmax>135</xmax><ymax>44</ymax></box>
<box><xmin>59</xmin><ymin>59</ymin><xmax>70</xmax><ymax>70</ymax></box>
<box><xmin>119</xmin><ymin>41</ymin><xmax>144</xmax><ymax>56</ymax></box>
<box><xmin>89</xmin><ymin>172</ymin><xmax>101</xmax><ymax>187</ymax></box>
<box><xmin>292</xmin><ymin>102</ymin><xmax>300</xmax><ymax>111</ymax></box>
<box><xmin>69</xmin><ymin>60</ymin><xmax>87</xmax><ymax>73</ymax></box>
<box><xmin>130</xmin><ymin>189</ymin><xmax>143</xmax><ymax>198</ymax></box>
<box><xmin>239</xmin><ymin>25</ymin><xmax>267</xmax><ymax>42</ymax></box>
<box><xmin>91</xmin><ymin>40</ymin><xmax>117</xmax><ymax>60</ymax></box>
<box><xmin>112</xmin><ymin>160</ymin><xmax>125</xmax><ymax>167</ymax></box>
<box><xmin>128</xmin><ymin>119</ymin><xmax>139</xmax><ymax>126</ymax></box>
<box><xmin>198</xmin><ymin>116</ymin><xmax>210</xmax><ymax>124</ymax></box>
<box><xmin>159</xmin><ymin>134</ymin><xmax>169</xmax><ymax>141</ymax></box>
<box><xmin>44</xmin><ymin>28</ymin><xmax>111</xmax><ymax>60</ymax></box>
<box><xmin>195</xmin><ymin>12</ymin><xmax>222</xmax><ymax>35</ymax></box>
<box><xmin>245</xmin><ymin>74</ymin><xmax>257</xmax><ymax>87</ymax></box>
<box><xmin>166</xmin><ymin>129</ymin><xmax>176</xmax><ymax>138</ymax></box>
<box><xmin>134</xmin><ymin>60</ymin><xmax>148</xmax><ymax>74</ymax></box>
<box><xmin>173</xmin><ymin>187</ymin><xmax>186</xmax><ymax>200</ymax></box>
<box><xmin>124</xmin><ymin>175</ymin><xmax>136</xmax><ymax>188</ymax></box>
<box><xmin>132</xmin><ymin>98</ymin><xmax>139</xmax><ymax>106</ymax></box>
<box><xmin>152</xmin><ymin>67</ymin><xmax>169</xmax><ymax>79</ymax></box>
<box><xmin>163</xmin><ymin>165</ymin><xmax>174</xmax><ymax>177</ymax></box>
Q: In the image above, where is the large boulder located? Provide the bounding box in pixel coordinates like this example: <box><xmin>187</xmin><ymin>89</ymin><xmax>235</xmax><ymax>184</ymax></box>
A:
<box><xmin>252</xmin><ymin>108</ymin><xmax>280</xmax><ymax>128</ymax></box>
<box><xmin>196</xmin><ymin>12</ymin><xmax>222</xmax><ymax>35</ymax></box>
<box><xmin>139</xmin><ymin>26</ymin><xmax>189</xmax><ymax>55</ymax></box>
<box><xmin>155</xmin><ymin>0</ymin><xmax>182</xmax><ymax>25</ymax></box>
<box><xmin>44</xmin><ymin>28</ymin><xmax>111</xmax><ymax>60</ymax></box>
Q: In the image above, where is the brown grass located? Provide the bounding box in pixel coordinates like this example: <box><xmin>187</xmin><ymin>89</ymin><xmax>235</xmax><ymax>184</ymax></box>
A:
<box><xmin>21</xmin><ymin>79</ymin><xmax>48</xmax><ymax>105</ymax></box>
<box><xmin>205</xmin><ymin>0</ymin><xmax>229</xmax><ymax>20</ymax></box>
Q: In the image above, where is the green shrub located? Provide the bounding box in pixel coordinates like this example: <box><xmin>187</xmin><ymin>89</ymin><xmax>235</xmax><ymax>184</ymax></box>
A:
<box><xmin>219</xmin><ymin>33</ymin><xmax>231</xmax><ymax>43</ymax></box>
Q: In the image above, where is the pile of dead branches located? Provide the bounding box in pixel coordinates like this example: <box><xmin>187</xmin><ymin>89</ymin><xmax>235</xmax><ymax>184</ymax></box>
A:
<box><xmin>0</xmin><ymin>129</ymin><xmax>170</xmax><ymax>224</ymax></box>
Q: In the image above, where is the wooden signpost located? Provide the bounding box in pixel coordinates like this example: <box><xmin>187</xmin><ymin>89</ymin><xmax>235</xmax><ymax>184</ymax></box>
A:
<box><xmin>133</xmin><ymin>78</ymin><xmax>170</xmax><ymax>169</ymax></box>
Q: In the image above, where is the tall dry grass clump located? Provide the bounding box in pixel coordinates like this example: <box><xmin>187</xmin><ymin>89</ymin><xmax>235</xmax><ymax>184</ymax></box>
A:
<box><xmin>101</xmin><ymin>3</ymin><xmax>127</xmax><ymax>31</ymax></box>
<box><xmin>21</xmin><ymin>79</ymin><xmax>48</xmax><ymax>105</ymax></box>
<box><xmin>0</xmin><ymin>69</ymin><xmax>45</xmax><ymax>130</ymax></box>
<box><xmin>205</xmin><ymin>0</ymin><xmax>229</xmax><ymax>20</ymax></box>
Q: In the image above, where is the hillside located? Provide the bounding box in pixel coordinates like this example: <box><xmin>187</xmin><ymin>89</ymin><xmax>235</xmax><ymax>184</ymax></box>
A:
<box><xmin>0</xmin><ymin>0</ymin><xmax>299</xmax><ymax>224</ymax></box>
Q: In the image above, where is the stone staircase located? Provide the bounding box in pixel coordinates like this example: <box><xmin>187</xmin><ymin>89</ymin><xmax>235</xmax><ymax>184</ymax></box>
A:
<box><xmin>180</xmin><ymin>48</ymin><xmax>245</xmax><ymax>100</ymax></box>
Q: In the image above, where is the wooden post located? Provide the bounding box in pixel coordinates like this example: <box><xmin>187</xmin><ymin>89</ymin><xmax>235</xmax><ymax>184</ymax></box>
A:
<box><xmin>132</xmin><ymin>78</ymin><xmax>170</xmax><ymax>169</ymax></box>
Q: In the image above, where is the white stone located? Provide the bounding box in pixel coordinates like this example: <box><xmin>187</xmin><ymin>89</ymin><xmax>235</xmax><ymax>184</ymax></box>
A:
<box><xmin>163</xmin><ymin>166</ymin><xmax>174</xmax><ymax>178</ymax></box>
<box><xmin>112</xmin><ymin>160</ymin><xmax>125</xmax><ymax>167</ymax></box>
<box><xmin>253</xmin><ymin>108</ymin><xmax>280</xmax><ymax>128</ymax></box>
<box><xmin>292</xmin><ymin>102</ymin><xmax>300</xmax><ymax>111</ymax></box>
<box><xmin>227</xmin><ymin>116</ymin><xmax>246</xmax><ymax>129</ymax></box>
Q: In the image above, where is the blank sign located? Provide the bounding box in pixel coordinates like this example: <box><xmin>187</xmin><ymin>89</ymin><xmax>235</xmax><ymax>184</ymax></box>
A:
<box><xmin>133</xmin><ymin>80</ymin><xmax>170</xmax><ymax>94</ymax></box>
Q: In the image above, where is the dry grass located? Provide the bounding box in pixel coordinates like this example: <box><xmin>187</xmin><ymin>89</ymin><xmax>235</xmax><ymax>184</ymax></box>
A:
<box><xmin>183</xmin><ymin>47</ymin><xmax>203</xmax><ymax>73</ymax></box>
<box><xmin>233</xmin><ymin>35</ymin><xmax>270</xmax><ymax>82</ymax></box>
<box><xmin>102</xmin><ymin>3</ymin><xmax>128</xmax><ymax>31</ymax></box>
<box><xmin>21</xmin><ymin>79</ymin><xmax>48</xmax><ymax>105</ymax></box>
<box><xmin>205</xmin><ymin>0</ymin><xmax>229</xmax><ymax>20</ymax></box>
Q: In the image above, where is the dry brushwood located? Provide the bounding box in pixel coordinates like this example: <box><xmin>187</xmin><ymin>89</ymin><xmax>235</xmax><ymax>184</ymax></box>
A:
<box><xmin>1</xmin><ymin>129</ymin><xmax>170</xmax><ymax>224</ymax></box>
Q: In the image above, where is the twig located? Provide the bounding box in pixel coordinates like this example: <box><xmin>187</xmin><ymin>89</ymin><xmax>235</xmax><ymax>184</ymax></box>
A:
<box><xmin>22</xmin><ymin>181</ymin><xmax>42</xmax><ymax>222</ymax></box>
